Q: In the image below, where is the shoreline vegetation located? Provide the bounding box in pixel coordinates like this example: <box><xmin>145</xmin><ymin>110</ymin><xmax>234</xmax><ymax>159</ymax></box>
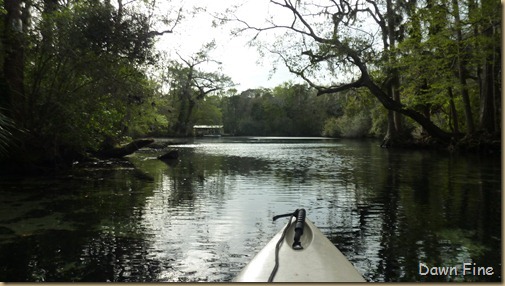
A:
<box><xmin>0</xmin><ymin>1</ymin><xmax>501</xmax><ymax>174</ymax></box>
<box><xmin>0</xmin><ymin>133</ymin><xmax>500</xmax><ymax>175</ymax></box>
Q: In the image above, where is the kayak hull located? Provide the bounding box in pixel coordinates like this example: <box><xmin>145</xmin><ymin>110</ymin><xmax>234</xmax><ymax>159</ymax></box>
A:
<box><xmin>233</xmin><ymin>217</ymin><xmax>365</xmax><ymax>282</ymax></box>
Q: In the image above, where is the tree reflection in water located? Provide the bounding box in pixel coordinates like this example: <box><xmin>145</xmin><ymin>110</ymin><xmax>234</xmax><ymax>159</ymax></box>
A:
<box><xmin>0</xmin><ymin>138</ymin><xmax>500</xmax><ymax>282</ymax></box>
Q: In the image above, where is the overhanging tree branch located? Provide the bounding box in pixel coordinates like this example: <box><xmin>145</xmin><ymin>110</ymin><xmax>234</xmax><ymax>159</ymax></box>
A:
<box><xmin>227</xmin><ymin>0</ymin><xmax>452</xmax><ymax>142</ymax></box>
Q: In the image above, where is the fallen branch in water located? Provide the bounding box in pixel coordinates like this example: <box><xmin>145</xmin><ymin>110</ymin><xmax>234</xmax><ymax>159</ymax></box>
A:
<box><xmin>95</xmin><ymin>138</ymin><xmax>154</xmax><ymax>159</ymax></box>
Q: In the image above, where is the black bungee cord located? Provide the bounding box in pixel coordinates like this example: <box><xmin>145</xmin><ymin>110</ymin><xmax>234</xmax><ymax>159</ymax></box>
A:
<box><xmin>268</xmin><ymin>209</ymin><xmax>306</xmax><ymax>282</ymax></box>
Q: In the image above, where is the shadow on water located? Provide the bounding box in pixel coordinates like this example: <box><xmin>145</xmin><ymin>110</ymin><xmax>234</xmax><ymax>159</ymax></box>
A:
<box><xmin>0</xmin><ymin>160</ymin><xmax>168</xmax><ymax>282</ymax></box>
<box><xmin>321</xmin><ymin>144</ymin><xmax>501</xmax><ymax>282</ymax></box>
<box><xmin>0</xmin><ymin>138</ymin><xmax>501</xmax><ymax>282</ymax></box>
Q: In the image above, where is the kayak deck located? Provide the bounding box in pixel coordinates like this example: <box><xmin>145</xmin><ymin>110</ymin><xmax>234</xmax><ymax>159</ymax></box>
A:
<box><xmin>233</xmin><ymin>216</ymin><xmax>366</xmax><ymax>282</ymax></box>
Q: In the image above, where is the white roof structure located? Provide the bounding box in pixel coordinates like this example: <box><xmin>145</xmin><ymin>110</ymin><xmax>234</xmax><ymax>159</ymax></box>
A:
<box><xmin>193</xmin><ymin>125</ymin><xmax>223</xmax><ymax>129</ymax></box>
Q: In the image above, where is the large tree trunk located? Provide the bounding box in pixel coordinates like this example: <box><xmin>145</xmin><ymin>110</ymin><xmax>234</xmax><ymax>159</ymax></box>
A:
<box><xmin>183</xmin><ymin>99</ymin><xmax>196</xmax><ymax>136</ymax></box>
<box><xmin>492</xmin><ymin>47</ymin><xmax>501</xmax><ymax>133</ymax></box>
<box><xmin>458</xmin><ymin>67</ymin><xmax>474</xmax><ymax>134</ymax></box>
<box><xmin>175</xmin><ymin>97</ymin><xmax>188</xmax><ymax>135</ymax></box>
<box><xmin>174</xmin><ymin>67</ymin><xmax>194</xmax><ymax>136</ymax></box>
<box><xmin>386</xmin><ymin>0</ymin><xmax>403</xmax><ymax>134</ymax></box>
<box><xmin>479</xmin><ymin>56</ymin><xmax>496</xmax><ymax>133</ymax></box>
<box><xmin>448</xmin><ymin>87</ymin><xmax>460</xmax><ymax>134</ymax></box>
<box><xmin>362</xmin><ymin>75</ymin><xmax>452</xmax><ymax>142</ymax></box>
<box><xmin>381</xmin><ymin>110</ymin><xmax>396</xmax><ymax>147</ymax></box>
<box><xmin>452</xmin><ymin>0</ymin><xmax>475</xmax><ymax>134</ymax></box>
<box><xmin>391</xmin><ymin>79</ymin><xmax>402</xmax><ymax>133</ymax></box>
<box><xmin>377</xmin><ymin>0</ymin><xmax>403</xmax><ymax>148</ymax></box>
<box><xmin>478</xmin><ymin>21</ymin><xmax>500</xmax><ymax>134</ymax></box>
<box><xmin>3</xmin><ymin>0</ymin><xmax>25</xmax><ymax>122</ymax></box>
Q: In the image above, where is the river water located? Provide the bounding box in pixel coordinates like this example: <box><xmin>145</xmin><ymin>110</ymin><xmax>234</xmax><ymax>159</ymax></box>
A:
<box><xmin>0</xmin><ymin>137</ymin><xmax>501</xmax><ymax>282</ymax></box>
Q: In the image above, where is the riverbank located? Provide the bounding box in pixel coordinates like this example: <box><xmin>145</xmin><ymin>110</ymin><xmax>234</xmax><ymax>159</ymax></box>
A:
<box><xmin>0</xmin><ymin>138</ymin><xmax>189</xmax><ymax>175</ymax></box>
<box><xmin>378</xmin><ymin>131</ymin><xmax>501</xmax><ymax>155</ymax></box>
<box><xmin>0</xmin><ymin>134</ymin><xmax>500</xmax><ymax>175</ymax></box>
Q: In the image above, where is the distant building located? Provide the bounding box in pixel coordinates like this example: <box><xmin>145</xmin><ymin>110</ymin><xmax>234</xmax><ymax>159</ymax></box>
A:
<box><xmin>193</xmin><ymin>125</ymin><xmax>224</xmax><ymax>137</ymax></box>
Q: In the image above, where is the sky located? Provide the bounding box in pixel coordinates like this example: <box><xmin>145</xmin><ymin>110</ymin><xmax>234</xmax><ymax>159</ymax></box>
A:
<box><xmin>155</xmin><ymin>0</ymin><xmax>303</xmax><ymax>92</ymax></box>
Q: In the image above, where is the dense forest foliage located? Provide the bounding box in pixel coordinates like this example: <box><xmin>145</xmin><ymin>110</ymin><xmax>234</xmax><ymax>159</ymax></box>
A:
<box><xmin>189</xmin><ymin>83</ymin><xmax>385</xmax><ymax>138</ymax></box>
<box><xmin>220</xmin><ymin>0</ymin><xmax>501</xmax><ymax>146</ymax></box>
<box><xmin>0</xmin><ymin>0</ymin><xmax>501</xmax><ymax>171</ymax></box>
<box><xmin>0</xmin><ymin>0</ymin><xmax>175</xmax><ymax>169</ymax></box>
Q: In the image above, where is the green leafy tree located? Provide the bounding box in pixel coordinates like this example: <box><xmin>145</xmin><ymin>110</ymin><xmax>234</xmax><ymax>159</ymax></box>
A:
<box><xmin>322</xmin><ymin>89</ymin><xmax>380</xmax><ymax>138</ymax></box>
<box><xmin>271</xmin><ymin>83</ymin><xmax>326</xmax><ymax>136</ymax></box>
<box><xmin>1</xmin><ymin>0</ymin><xmax>182</xmax><ymax>167</ymax></box>
<box><xmin>394</xmin><ymin>0</ymin><xmax>500</xmax><ymax>137</ymax></box>
<box><xmin>192</xmin><ymin>95</ymin><xmax>223</xmax><ymax>126</ymax></box>
<box><xmin>223</xmin><ymin>0</ymin><xmax>500</xmax><ymax>145</ymax></box>
<box><xmin>220</xmin><ymin>83</ymin><xmax>341</xmax><ymax>136</ymax></box>
<box><xmin>165</xmin><ymin>42</ymin><xmax>233</xmax><ymax>136</ymax></box>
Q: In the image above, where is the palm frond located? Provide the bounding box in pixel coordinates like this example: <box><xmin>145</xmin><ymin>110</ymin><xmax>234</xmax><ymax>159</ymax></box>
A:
<box><xmin>0</xmin><ymin>109</ymin><xmax>15</xmax><ymax>157</ymax></box>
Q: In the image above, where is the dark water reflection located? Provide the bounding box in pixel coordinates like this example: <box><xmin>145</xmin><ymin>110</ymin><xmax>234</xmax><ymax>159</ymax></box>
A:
<box><xmin>0</xmin><ymin>137</ymin><xmax>501</xmax><ymax>282</ymax></box>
